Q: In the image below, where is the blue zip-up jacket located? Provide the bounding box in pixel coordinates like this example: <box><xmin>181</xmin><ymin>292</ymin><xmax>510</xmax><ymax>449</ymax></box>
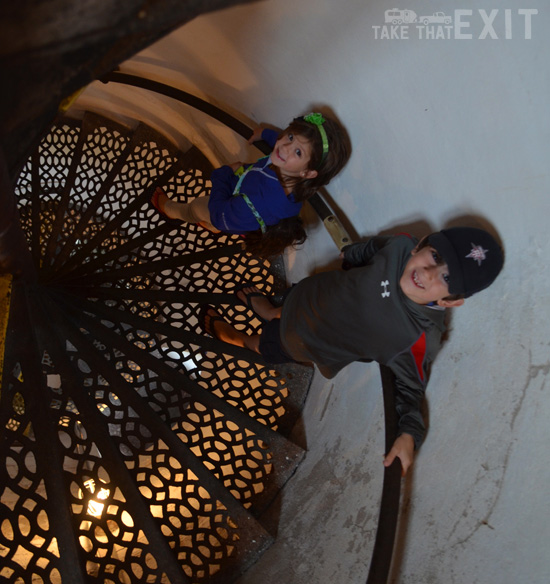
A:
<box><xmin>207</xmin><ymin>129</ymin><xmax>302</xmax><ymax>233</ymax></box>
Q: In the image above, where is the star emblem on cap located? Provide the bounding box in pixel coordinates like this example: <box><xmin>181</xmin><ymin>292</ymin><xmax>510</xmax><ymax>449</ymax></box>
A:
<box><xmin>466</xmin><ymin>243</ymin><xmax>488</xmax><ymax>266</ymax></box>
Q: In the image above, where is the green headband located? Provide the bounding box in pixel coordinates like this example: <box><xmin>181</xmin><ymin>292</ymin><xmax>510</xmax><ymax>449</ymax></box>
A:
<box><xmin>303</xmin><ymin>112</ymin><xmax>329</xmax><ymax>165</ymax></box>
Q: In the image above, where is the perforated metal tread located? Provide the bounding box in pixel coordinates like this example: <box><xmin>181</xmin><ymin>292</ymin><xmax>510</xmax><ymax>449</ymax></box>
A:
<box><xmin>1</xmin><ymin>113</ymin><xmax>313</xmax><ymax>583</ymax></box>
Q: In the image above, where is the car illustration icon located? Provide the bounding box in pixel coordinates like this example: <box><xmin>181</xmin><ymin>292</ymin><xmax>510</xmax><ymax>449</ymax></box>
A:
<box><xmin>419</xmin><ymin>12</ymin><xmax>452</xmax><ymax>25</ymax></box>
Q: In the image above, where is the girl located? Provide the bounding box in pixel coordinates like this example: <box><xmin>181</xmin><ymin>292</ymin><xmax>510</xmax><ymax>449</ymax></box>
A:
<box><xmin>151</xmin><ymin>112</ymin><xmax>350</xmax><ymax>257</ymax></box>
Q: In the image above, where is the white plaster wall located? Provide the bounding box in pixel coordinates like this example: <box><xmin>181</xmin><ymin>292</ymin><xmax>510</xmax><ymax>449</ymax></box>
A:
<box><xmin>73</xmin><ymin>1</ymin><xmax>550</xmax><ymax>582</ymax></box>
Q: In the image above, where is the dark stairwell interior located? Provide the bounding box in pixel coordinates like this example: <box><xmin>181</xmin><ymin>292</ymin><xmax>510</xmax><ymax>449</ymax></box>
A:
<box><xmin>1</xmin><ymin>110</ymin><xmax>315</xmax><ymax>583</ymax></box>
<box><xmin>0</xmin><ymin>3</ymin><xmax>402</xmax><ymax>583</ymax></box>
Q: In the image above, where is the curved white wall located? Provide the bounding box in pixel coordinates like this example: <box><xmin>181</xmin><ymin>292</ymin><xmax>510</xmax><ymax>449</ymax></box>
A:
<box><xmin>74</xmin><ymin>1</ymin><xmax>550</xmax><ymax>583</ymax></box>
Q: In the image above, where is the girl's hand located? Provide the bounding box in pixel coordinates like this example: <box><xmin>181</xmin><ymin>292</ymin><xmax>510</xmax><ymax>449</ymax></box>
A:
<box><xmin>229</xmin><ymin>161</ymin><xmax>244</xmax><ymax>171</ymax></box>
<box><xmin>248</xmin><ymin>126</ymin><xmax>264</xmax><ymax>144</ymax></box>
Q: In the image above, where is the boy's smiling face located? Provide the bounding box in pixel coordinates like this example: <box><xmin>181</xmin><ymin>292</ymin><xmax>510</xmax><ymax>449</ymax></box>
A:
<box><xmin>400</xmin><ymin>244</ymin><xmax>464</xmax><ymax>307</ymax></box>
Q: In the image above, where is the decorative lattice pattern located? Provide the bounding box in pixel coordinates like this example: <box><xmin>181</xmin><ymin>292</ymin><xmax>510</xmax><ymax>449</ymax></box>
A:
<box><xmin>1</xmin><ymin>113</ymin><xmax>312</xmax><ymax>583</ymax></box>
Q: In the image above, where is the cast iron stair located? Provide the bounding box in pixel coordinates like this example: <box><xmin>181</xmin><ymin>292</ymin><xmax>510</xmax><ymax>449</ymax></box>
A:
<box><xmin>0</xmin><ymin>112</ymin><xmax>313</xmax><ymax>583</ymax></box>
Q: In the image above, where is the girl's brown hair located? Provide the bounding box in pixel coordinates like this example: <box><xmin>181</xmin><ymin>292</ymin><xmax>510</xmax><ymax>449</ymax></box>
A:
<box><xmin>278</xmin><ymin>116</ymin><xmax>351</xmax><ymax>202</ymax></box>
<box><xmin>245</xmin><ymin>114</ymin><xmax>350</xmax><ymax>258</ymax></box>
<box><xmin>243</xmin><ymin>215</ymin><xmax>306</xmax><ymax>259</ymax></box>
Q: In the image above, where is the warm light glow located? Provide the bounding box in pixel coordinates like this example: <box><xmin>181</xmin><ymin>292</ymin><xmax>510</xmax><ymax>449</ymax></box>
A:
<box><xmin>83</xmin><ymin>479</ymin><xmax>110</xmax><ymax>518</ymax></box>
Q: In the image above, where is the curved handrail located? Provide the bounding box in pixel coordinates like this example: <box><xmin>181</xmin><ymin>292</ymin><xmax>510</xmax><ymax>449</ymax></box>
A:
<box><xmin>100</xmin><ymin>71</ymin><xmax>402</xmax><ymax>584</ymax></box>
<box><xmin>366</xmin><ymin>366</ymin><xmax>402</xmax><ymax>584</ymax></box>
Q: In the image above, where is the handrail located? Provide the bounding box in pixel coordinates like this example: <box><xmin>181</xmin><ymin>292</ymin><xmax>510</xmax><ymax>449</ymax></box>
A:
<box><xmin>366</xmin><ymin>366</ymin><xmax>402</xmax><ymax>584</ymax></box>
<box><xmin>100</xmin><ymin>71</ymin><xmax>402</xmax><ymax>583</ymax></box>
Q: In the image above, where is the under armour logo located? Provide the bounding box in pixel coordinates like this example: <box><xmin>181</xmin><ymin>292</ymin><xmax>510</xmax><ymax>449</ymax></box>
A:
<box><xmin>381</xmin><ymin>280</ymin><xmax>390</xmax><ymax>298</ymax></box>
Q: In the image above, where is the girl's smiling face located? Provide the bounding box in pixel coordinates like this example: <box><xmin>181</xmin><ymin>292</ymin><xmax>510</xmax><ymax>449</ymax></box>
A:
<box><xmin>271</xmin><ymin>132</ymin><xmax>318</xmax><ymax>179</ymax></box>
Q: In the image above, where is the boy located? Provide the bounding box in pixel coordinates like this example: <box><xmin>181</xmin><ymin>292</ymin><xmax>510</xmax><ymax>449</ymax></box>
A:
<box><xmin>203</xmin><ymin>227</ymin><xmax>504</xmax><ymax>474</ymax></box>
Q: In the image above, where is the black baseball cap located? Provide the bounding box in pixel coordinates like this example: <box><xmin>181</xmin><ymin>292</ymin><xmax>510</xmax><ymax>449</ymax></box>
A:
<box><xmin>428</xmin><ymin>227</ymin><xmax>504</xmax><ymax>297</ymax></box>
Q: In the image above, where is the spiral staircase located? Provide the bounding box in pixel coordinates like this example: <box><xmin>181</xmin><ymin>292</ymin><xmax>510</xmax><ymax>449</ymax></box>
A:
<box><xmin>0</xmin><ymin>111</ymin><xmax>314</xmax><ymax>583</ymax></box>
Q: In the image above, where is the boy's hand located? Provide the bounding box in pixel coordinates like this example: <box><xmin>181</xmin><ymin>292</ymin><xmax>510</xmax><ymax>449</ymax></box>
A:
<box><xmin>248</xmin><ymin>126</ymin><xmax>264</xmax><ymax>144</ymax></box>
<box><xmin>383</xmin><ymin>433</ymin><xmax>415</xmax><ymax>476</ymax></box>
<box><xmin>229</xmin><ymin>161</ymin><xmax>244</xmax><ymax>171</ymax></box>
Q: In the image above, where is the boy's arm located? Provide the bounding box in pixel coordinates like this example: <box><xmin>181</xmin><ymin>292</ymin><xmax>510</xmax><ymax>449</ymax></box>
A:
<box><xmin>384</xmin><ymin>433</ymin><xmax>415</xmax><ymax>475</ymax></box>
<box><xmin>341</xmin><ymin>236</ymin><xmax>389</xmax><ymax>269</ymax></box>
<box><xmin>380</xmin><ymin>375</ymin><xmax>425</xmax><ymax>476</ymax></box>
<box><xmin>385</xmin><ymin>339</ymin><xmax>438</xmax><ymax>474</ymax></box>
<box><xmin>393</xmin><ymin>375</ymin><xmax>426</xmax><ymax>449</ymax></box>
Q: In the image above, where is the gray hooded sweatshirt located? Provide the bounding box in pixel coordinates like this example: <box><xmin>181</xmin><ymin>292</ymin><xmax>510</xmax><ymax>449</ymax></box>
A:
<box><xmin>280</xmin><ymin>234</ymin><xmax>447</xmax><ymax>447</ymax></box>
